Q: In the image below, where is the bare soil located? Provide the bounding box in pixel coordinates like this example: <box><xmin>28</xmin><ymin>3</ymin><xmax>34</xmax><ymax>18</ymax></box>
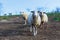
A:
<box><xmin>0</xmin><ymin>16</ymin><xmax>60</xmax><ymax>40</ymax></box>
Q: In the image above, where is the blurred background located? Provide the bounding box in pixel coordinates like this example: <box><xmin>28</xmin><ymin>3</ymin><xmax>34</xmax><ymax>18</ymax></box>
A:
<box><xmin>0</xmin><ymin>0</ymin><xmax>60</xmax><ymax>21</ymax></box>
<box><xmin>0</xmin><ymin>0</ymin><xmax>60</xmax><ymax>40</ymax></box>
<box><xmin>0</xmin><ymin>0</ymin><xmax>60</xmax><ymax>15</ymax></box>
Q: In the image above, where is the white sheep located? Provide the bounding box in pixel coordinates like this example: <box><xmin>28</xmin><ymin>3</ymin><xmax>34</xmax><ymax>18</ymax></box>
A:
<box><xmin>27</xmin><ymin>11</ymin><xmax>41</xmax><ymax>36</ymax></box>
<box><xmin>38</xmin><ymin>11</ymin><xmax>48</xmax><ymax>29</ymax></box>
<box><xmin>20</xmin><ymin>12</ymin><xmax>28</xmax><ymax>25</ymax></box>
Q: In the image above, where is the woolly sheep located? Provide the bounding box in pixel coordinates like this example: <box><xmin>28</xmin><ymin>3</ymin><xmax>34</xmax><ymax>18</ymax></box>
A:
<box><xmin>27</xmin><ymin>11</ymin><xmax>41</xmax><ymax>36</ymax></box>
<box><xmin>20</xmin><ymin>12</ymin><xmax>28</xmax><ymax>25</ymax></box>
<box><xmin>38</xmin><ymin>11</ymin><xmax>48</xmax><ymax>29</ymax></box>
<box><xmin>32</xmin><ymin>11</ymin><xmax>41</xmax><ymax>26</ymax></box>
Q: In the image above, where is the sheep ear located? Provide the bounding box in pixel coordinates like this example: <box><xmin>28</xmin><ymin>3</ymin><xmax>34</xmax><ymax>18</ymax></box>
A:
<box><xmin>31</xmin><ymin>11</ymin><xmax>34</xmax><ymax>13</ymax></box>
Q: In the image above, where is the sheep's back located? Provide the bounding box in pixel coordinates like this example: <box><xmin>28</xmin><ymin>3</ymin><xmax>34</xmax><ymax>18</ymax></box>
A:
<box><xmin>21</xmin><ymin>13</ymin><xmax>28</xmax><ymax>20</ymax></box>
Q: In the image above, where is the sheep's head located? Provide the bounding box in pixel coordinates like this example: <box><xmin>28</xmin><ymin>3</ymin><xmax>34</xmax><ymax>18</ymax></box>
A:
<box><xmin>31</xmin><ymin>11</ymin><xmax>35</xmax><ymax>18</ymax></box>
<box><xmin>31</xmin><ymin>11</ymin><xmax>39</xmax><ymax>25</ymax></box>
<box><xmin>31</xmin><ymin>11</ymin><xmax>38</xmax><ymax>19</ymax></box>
<box><xmin>37</xmin><ymin>11</ymin><xmax>45</xmax><ymax>15</ymax></box>
<box><xmin>20</xmin><ymin>11</ymin><xmax>28</xmax><ymax>20</ymax></box>
<box><xmin>37</xmin><ymin>11</ymin><xmax>46</xmax><ymax>17</ymax></box>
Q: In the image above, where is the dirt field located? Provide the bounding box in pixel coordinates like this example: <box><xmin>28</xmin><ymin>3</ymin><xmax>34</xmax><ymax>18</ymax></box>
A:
<box><xmin>0</xmin><ymin>16</ymin><xmax>60</xmax><ymax>40</ymax></box>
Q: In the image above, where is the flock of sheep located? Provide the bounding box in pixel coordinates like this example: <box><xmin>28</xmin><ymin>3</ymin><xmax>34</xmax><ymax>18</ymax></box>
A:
<box><xmin>20</xmin><ymin>10</ymin><xmax>48</xmax><ymax>36</ymax></box>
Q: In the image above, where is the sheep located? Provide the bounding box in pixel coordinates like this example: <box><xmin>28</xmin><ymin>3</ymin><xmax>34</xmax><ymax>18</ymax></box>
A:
<box><xmin>27</xmin><ymin>11</ymin><xmax>41</xmax><ymax>36</ymax></box>
<box><xmin>38</xmin><ymin>11</ymin><xmax>48</xmax><ymax>29</ymax></box>
<box><xmin>20</xmin><ymin>12</ymin><xmax>28</xmax><ymax>25</ymax></box>
<box><xmin>32</xmin><ymin>11</ymin><xmax>41</xmax><ymax>26</ymax></box>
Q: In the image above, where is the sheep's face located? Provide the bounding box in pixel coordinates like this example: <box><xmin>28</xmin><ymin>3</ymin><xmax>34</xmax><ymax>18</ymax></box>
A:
<box><xmin>37</xmin><ymin>11</ymin><xmax>45</xmax><ymax>15</ymax></box>
<box><xmin>41</xmin><ymin>12</ymin><xmax>45</xmax><ymax>15</ymax></box>
<box><xmin>38</xmin><ymin>11</ymin><xmax>46</xmax><ymax>17</ymax></box>
<box><xmin>32</xmin><ymin>11</ymin><xmax>38</xmax><ymax>17</ymax></box>
<box><xmin>31</xmin><ymin>11</ymin><xmax>38</xmax><ymax>20</ymax></box>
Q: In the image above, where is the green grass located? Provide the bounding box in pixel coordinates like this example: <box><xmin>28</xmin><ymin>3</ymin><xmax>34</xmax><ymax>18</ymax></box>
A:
<box><xmin>0</xmin><ymin>15</ymin><xmax>21</xmax><ymax>20</ymax></box>
<box><xmin>47</xmin><ymin>12</ymin><xmax>60</xmax><ymax>21</ymax></box>
<box><xmin>0</xmin><ymin>12</ymin><xmax>60</xmax><ymax>21</ymax></box>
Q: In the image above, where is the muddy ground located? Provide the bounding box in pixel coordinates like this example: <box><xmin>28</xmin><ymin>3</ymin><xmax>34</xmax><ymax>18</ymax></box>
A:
<box><xmin>0</xmin><ymin>16</ymin><xmax>60</xmax><ymax>40</ymax></box>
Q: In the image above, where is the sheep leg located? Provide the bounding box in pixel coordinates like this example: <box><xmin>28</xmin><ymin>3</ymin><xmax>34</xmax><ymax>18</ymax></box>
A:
<box><xmin>24</xmin><ymin>20</ymin><xmax>26</xmax><ymax>25</ymax></box>
<box><xmin>32</xmin><ymin>26</ymin><xmax>37</xmax><ymax>36</ymax></box>
<box><xmin>40</xmin><ymin>22</ymin><xmax>44</xmax><ymax>29</ymax></box>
